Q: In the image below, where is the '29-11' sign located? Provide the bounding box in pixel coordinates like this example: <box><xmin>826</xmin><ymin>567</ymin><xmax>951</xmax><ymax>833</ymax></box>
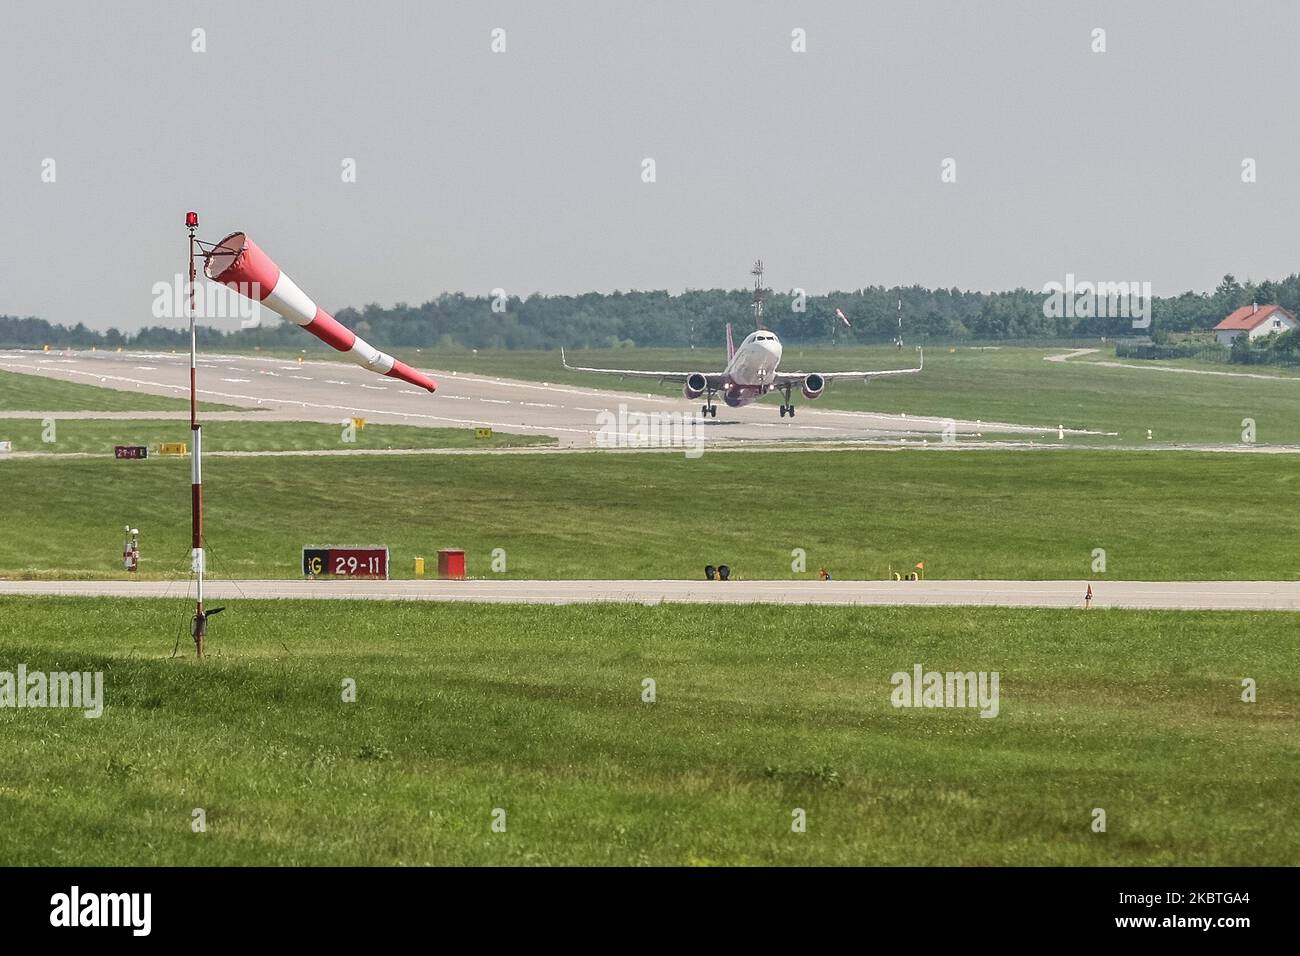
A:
<box><xmin>303</xmin><ymin>546</ymin><xmax>389</xmax><ymax>579</ymax></box>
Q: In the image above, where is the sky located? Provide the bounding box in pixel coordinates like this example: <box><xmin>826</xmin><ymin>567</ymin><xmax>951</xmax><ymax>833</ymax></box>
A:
<box><xmin>1</xmin><ymin>0</ymin><xmax>1298</xmax><ymax>331</ymax></box>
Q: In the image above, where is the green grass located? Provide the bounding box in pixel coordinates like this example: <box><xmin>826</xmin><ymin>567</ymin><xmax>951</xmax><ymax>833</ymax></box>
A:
<box><xmin>1</xmin><ymin>449</ymin><xmax>1298</xmax><ymax>581</ymax></box>
<box><xmin>0</xmin><ymin>368</ymin><xmax>239</xmax><ymax>413</ymax></box>
<box><xmin>0</xmin><ymin>418</ymin><xmax>553</xmax><ymax>454</ymax></box>
<box><xmin>0</xmin><ymin>598</ymin><xmax>1293</xmax><ymax>865</ymax></box>
<box><xmin>400</xmin><ymin>345</ymin><xmax>1300</xmax><ymax>446</ymax></box>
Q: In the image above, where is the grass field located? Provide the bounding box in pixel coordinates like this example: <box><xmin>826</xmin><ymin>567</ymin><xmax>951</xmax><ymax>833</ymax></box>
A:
<box><xmin>0</xmin><ymin>598</ymin><xmax>1293</xmax><ymax>866</ymax></box>
<box><xmin>0</xmin><ymin>368</ymin><xmax>239</xmax><ymax>413</ymax></box>
<box><xmin>0</xmin><ymin>418</ymin><xmax>552</xmax><ymax>454</ymax></box>
<box><xmin>406</xmin><ymin>345</ymin><xmax>1300</xmax><ymax>446</ymax></box>
<box><xmin>1</xmin><ymin>449</ymin><xmax>1298</xmax><ymax>581</ymax></box>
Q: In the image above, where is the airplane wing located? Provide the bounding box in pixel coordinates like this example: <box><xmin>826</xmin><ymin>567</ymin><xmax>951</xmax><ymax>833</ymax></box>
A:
<box><xmin>773</xmin><ymin>348</ymin><xmax>923</xmax><ymax>386</ymax></box>
<box><xmin>561</xmin><ymin>348</ymin><xmax>726</xmax><ymax>387</ymax></box>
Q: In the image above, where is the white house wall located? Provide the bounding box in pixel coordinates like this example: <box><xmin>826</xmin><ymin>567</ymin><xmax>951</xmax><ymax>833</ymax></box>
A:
<box><xmin>1247</xmin><ymin>310</ymin><xmax>1297</xmax><ymax>340</ymax></box>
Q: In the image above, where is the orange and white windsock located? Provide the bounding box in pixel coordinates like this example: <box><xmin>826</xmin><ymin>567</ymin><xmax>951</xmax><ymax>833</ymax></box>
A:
<box><xmin>204</xmin><ymin>232</ymin><xmax>436</xmax><ymax>392</ymax></box>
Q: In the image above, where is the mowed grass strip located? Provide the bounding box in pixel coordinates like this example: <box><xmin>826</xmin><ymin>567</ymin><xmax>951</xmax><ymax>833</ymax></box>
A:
<box><xmin>0</xmin><ymin>368</ymin><xmax>240</xmax><ymax>413</ymax></box>
<box><xmin>0</xmin><ymin>450</ymin><xmax>1297</xmax><ymax>581</ymax></box>
<box><xmin>0</xmin><ymin>418</ymin><xmax>553</xmax><ymax>454</ymax></box>
<box><xmin>0</xmin><ymin>599</ymin><xmax>1293</xmax><ymax>866</ymax></box>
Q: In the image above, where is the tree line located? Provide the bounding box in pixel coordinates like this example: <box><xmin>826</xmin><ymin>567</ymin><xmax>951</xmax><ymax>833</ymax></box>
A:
<box><xmin>3</xmin><ymin>273</ymin><xmax>1296</xmax><ymax>351</ymax></box>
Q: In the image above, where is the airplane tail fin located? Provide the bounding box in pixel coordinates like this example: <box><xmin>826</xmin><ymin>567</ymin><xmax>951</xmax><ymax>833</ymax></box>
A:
<box><xmin>726</xmin><ymin>322</ymin><xmax>735</xmax><ymax>361</ymax></box>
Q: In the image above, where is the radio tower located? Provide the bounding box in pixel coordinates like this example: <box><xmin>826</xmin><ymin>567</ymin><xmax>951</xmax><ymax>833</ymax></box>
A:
<box><xmin>751</xmin><ymin>259</ymin><xmax>766</xmax><ymax>330</ymax></box>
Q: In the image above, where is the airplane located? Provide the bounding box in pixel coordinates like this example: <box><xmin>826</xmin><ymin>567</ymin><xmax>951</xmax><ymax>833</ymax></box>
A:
<box><xmin>561</xmin><ymin>323</ymin><xmax>922</xmax><ymax>418</ymax></box>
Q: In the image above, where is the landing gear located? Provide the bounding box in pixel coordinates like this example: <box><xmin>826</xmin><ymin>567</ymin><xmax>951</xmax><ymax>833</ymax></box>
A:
<box><xmin>701</xmin><ymin>390</ymin><xmax>718</xmax><ymax>417</ymax></box>
<box><xmin>778</xmin><ymin>384</ymin><xmax>795</xmax><ymax>418</ymax></box>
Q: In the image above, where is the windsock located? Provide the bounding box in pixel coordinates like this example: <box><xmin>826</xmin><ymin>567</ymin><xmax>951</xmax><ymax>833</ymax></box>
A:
<box><xmin>835</xmin><ymin>307</ymin><xmax>852</xmax><ymax>328</ymax></box>
<box><xmin>204</xmin><ymin>232</ymin><xmax>436</xmax><ymax>392</ymax></box>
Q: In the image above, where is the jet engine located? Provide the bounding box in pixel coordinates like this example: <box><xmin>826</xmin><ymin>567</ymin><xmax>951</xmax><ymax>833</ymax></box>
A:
<box><xmin>801</xmin><ymin>373</ymin><xmax>826</xmax><ymax>400</ymax></box>
<box><xmin>683</xmin><ymin>372</ymin><xmax>708</xmax><ymax>400</ymax></box>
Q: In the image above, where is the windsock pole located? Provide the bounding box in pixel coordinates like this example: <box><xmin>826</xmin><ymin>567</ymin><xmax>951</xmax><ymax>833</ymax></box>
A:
<box><xmin>186</xmin><ymin>212</ymin><xmax>205</xmax><ymax>657</ymax></box>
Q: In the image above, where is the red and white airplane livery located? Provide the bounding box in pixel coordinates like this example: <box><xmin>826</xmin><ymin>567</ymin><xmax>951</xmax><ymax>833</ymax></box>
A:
<box><xmin>562</xmin><ymin>322</ymin><xmax>922</xmax><ymax>418</ymax></box>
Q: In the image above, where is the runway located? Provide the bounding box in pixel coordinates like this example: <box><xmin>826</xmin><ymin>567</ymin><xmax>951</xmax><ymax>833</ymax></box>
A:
<box><xmin>0</xmin><ymin>348</ymin><xmax>1063</xmax><ymax>447</ymax></box>
<box><xmin>3</xmin><ymin>578</ymin><xmax>1299</xmax><ymax>610</ymax></box>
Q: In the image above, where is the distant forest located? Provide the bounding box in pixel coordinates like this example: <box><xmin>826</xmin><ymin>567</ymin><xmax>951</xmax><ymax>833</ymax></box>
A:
<box><xmin>1</xmin><ymin>273</ymin><xmax>1294</xmax><ymax>351</ymax></box>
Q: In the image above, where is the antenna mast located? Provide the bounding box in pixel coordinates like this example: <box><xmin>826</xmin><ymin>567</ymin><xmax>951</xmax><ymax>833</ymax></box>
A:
<box><xmin>751</xmin><ymin>259</ymin><xmax>766</xmax><ymax>330</ymax></box>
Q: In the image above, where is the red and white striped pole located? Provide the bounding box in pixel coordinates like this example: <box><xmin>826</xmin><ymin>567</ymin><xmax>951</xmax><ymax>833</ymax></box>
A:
<box><xmin>204</xmin><ymin>232</ymin><xmax>436</xmax><ymax>392</ymax></box>
<box><xmin>186</xmin><ymin>211</ymin><xmax>206</xmax><ymax>657</ymax></box>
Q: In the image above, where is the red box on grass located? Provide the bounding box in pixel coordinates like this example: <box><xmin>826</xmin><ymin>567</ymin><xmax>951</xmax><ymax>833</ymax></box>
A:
<box><xmin>437</xmin><ymin>549</ymin><xmax>465</xmax><ymax>580</ymax></box>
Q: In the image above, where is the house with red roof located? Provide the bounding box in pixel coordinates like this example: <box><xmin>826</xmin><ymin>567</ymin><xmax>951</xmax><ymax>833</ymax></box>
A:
<box><xmin>1213</xmin><ymin>303</ymin><xmax>1298</xmax><ymax>346</ymax></box>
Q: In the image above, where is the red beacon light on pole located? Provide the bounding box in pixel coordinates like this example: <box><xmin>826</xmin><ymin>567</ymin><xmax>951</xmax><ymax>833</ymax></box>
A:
<box><xmin>185</xmin><ymin>211</ymin><xmax>199</xmax><ymax>229</ymax></box>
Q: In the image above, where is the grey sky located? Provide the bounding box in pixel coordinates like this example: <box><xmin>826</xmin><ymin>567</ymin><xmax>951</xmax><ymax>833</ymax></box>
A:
<box><xmin>1</xmin><ymin>0</ymin><xmax>1297</xmax><ymax>332</ymax></box>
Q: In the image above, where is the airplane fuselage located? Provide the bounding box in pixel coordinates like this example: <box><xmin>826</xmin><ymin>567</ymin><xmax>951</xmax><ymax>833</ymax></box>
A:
<box><xmin>722</xmin><ymin>331</ymin><xmax>783</xmax><ymax>406</ymax></box>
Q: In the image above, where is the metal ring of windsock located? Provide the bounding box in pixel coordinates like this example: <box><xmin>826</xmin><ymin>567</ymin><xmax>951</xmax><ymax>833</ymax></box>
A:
<box><xmin>204</xmin><ymin>232</ymin><xmax>437</xmax><ymax>392</ymax></box>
